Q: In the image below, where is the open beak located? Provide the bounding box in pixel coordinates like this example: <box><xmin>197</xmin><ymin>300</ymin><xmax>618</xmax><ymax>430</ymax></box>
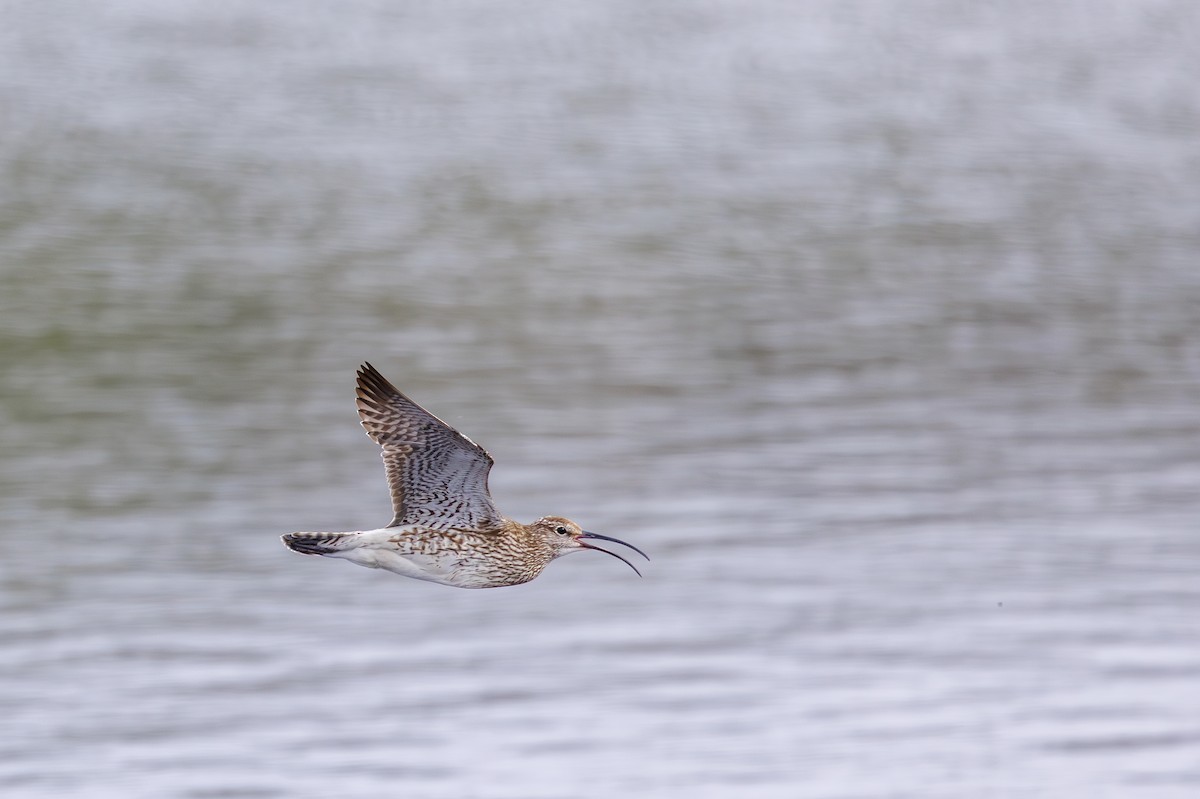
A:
<box><xmin>579</xmin><ymin>531</ymin><xmax>650</xmax><ymax>577</ymax></box>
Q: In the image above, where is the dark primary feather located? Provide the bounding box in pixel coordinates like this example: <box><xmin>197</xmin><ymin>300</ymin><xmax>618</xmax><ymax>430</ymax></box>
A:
<box><xmin>355</xmin><ymin>363</ymin><xmax>501</xmax><ymax>531</ymax></box>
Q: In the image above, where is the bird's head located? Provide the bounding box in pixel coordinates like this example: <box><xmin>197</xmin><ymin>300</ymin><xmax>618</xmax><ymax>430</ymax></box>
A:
<box><xmin>529</xmin><ymin>516</ymin><xmax>649</xmax><ymax>576</ymax></box>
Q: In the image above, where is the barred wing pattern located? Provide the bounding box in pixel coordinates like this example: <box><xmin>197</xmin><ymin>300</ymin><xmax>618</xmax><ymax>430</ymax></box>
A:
<box><xmin>355</xmin><ymin>363</ymin><xmax>502</xmax><ymax>531</ymax></box>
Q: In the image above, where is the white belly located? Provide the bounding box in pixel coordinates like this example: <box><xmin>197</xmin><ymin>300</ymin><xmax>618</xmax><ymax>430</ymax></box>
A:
<box><xmin>322</xmin><ymin>527</ymin><xmax>496</xmax><ymax>588</ymax></box>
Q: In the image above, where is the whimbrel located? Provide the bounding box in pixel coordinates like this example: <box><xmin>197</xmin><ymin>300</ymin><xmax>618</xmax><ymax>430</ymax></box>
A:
<box><xmin>281</xmin><ymin>363</ymin><xmax>647</xmax><ymax>588</ymax></box>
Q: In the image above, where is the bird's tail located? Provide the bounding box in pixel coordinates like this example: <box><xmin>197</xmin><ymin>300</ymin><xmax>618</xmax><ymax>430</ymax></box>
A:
<box><xmin>281</xmin><ymin>531</ymin><xmax>357</xmax><ymax>556</ymax></box>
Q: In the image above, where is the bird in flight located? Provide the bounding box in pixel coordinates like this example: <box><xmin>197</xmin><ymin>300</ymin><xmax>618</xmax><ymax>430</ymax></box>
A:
<box><xmin>282</xmin><ymin>363</ymin><xmax>648</xmax><ymax>588</ymax></box>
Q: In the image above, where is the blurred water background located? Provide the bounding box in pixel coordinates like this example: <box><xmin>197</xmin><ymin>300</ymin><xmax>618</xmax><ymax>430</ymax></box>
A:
<box><xmin>2</xmin><ymin>1</ymin><xmax>1199</xmax><ymax>797</ymax></box>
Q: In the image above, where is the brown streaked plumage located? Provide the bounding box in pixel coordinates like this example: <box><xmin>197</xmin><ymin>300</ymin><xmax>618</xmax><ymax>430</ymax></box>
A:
<box><xmin>281</xmin><ymin>363</ymin><xmax>648</xmax><ymax>588</ymax></box>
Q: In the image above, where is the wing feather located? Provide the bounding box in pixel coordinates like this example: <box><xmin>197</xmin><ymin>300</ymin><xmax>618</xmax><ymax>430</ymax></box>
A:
<box><xmin>355</xmin><ymin>363</ymin><xmax>501</xmax><ymax>530</ymax></box>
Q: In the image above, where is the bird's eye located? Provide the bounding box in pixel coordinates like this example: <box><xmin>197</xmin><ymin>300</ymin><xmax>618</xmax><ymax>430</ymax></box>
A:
<box><xmin>555</xmin><ymin>526</ymin><xmax>569</xmax><ymax>536</ymax></box>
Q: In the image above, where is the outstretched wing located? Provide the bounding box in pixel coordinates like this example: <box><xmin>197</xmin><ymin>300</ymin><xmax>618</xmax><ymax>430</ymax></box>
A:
<box><xmin>355</xmin><ymin>363</ymin><xmax>502</xmax><ymax>531</ymax></box>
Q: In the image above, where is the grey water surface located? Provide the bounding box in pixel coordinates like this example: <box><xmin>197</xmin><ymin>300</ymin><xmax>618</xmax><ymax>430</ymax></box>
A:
<box><xmin>2</xmin><ymin>1</ymin><xmax>1199</xmax><ymax>797</ymax></box>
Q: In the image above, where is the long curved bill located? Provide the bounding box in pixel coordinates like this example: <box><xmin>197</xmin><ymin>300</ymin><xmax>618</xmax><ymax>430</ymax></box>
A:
<box><xmin>579</xmin><ymin>531</ymin><xmax>650</xmax><ymax>577</ymax></box>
